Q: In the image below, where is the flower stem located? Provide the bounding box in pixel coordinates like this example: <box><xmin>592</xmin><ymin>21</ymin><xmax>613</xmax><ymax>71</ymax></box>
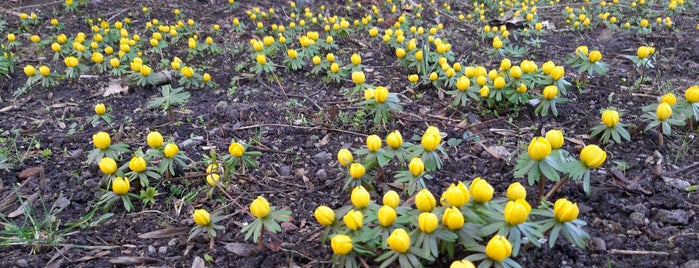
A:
<box><xmin>544</xmin><ymin>176</ymin><xmax>569</xmax><ymax>201</ymax></box>
<box><xmin>537</xmin><ymin>176</ymin><xmax>546</xmax><ymax>202</ymax></box>
<box><xmin>658</xmin><ymin>125</ymin><xmax>664</xmax><ymax>147</ymax></box>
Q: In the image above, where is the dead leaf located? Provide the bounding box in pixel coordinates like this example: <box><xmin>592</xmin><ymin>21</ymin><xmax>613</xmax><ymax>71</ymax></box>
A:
<box><xmin>191</xmin><ymin>256</ymin><xmax>205</xmax><ymax>268</ymax></box>
<box><xmin>225</xmin><ymin>242</ymin><xmax>258</xmax><ymax>256</ymax></box>
<box><xmin>103</xmin><ymin>79</ymin><xmax>129</xmax><ymax>97</ymax></box>
<box><xmin>281</xmin><ymin>222</ymin><xmax>298</xmax><ymax>232</ymax></box>
<box><xmin>138</xmin><ymin>228</ymin><xmax>189</xmax><ymax>239</ymax></box>
<box><xmin>108</xmin><ymin>256</ymin><xmax>162</xmax><ymax>265</ymax></box>
<box><xmin>315</xmin><ymin>134</ymin><xmax>331</xmax><ymax>147</ymax></box>
<box><xmin>50</xmin><ymin>102</ymin><xmax>78</xmax><ymax>108</ymax></box>
<box><xmin>18</xmin><ymin>166</ymin><xmax>42</xmax><ymax>179</ymax></box>
<box><xmin>9</xmin><ymin>192</ymin><xmax>39</xmax><ymax>218</ymax></box>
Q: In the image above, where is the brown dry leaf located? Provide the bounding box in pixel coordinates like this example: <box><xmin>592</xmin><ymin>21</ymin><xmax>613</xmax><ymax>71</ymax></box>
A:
<box><xmin>281</xmin><ymin>221</ymin><xmax>298</xmax><ymax>232</ymax></box>
<box><xmin>138</xmin><ymin>227</ymin><xmax>189</xmax><ymax>239</ymax></box>
<box><xmin>18</xmin><ymin>166</ymin><xmax>42</xmax><ymax>179</ymax></box>
<box><xmin>108</xmin><ymin>256</ymin><xmax>162</xmax><ymax>265</ymax></box>
<box><xmin>315</xmin><ymin>134</ymin><xmax>331</xmax><ymax>147</ymax></box>
<box><xmin>225</xmin><ymin>242</ymin><xmax>258</xmax><ymax>256</ymax></box>
<box><xmin>9</xmin><ymin>192</ymin><xmax>39</xmax><ymax>218</ymax></box>
<box><xmin>103</xmin><ymin>79</ymin><xmax>129</xmax><ymax>97</ymax></box>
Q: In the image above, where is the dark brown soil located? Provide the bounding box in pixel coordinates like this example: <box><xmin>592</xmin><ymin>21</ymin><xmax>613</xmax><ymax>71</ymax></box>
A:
<box><xmin>0</xmin><ymin>1</ymin><xmax>698</xmax><ymax>268</ymax></box>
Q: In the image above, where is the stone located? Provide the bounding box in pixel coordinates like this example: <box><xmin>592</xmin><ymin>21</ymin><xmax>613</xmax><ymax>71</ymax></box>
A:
<box><xmin>158</xmin><ymin>246</ymin><xmax>167</xmax><ymax>254</ymax></box>
<box><xmin>148</xmin><ymin>245</ymin><xmax>156</xmax><ymax>254</ymax></box>
<box><xmin>630</xmin><ymin>212</ymin><xmax>646</xmax><ymax>226</ymax></box>
<box><xmin>315</xmin><ymin>169</ymin><xmax>328</xmax><ymax>180</ymax></box>
<box><xmin>655</xmin><ymin>209</ymin><xmax>689</xmax><ymax>225</ymax></box>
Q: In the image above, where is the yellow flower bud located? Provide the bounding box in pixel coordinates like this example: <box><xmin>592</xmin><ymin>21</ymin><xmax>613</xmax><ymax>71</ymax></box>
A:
<box><xmin>415</xmin><ymin>189</ymin><xmax>436</xmax><ymax>212</ymax></box>
<box><xmin>509</xmin><ymin>66</ymin><xmax>522</xmax><ymax>79</ymax></box>
<box><xmin>545</xmin><ymin>130</ymin><xmax>564</xmax><ymax>149</ymax></box>
<box><xmin>206</xmin><ymin>174</ymin><xmax>219</xmax><ymax>186</ymax></box>
<box><xmin>385</xmin><ymin>131</ymin><xmax>402</xmax><ymax>149</ymax></box>
<box><xmin>112</xmin><ymin>176</ymin><xmax>130</xmax><ymax>195</ymax></box>
<box><xmin>39</xmin><ymin>66</ymin><xmax>50</xmax><ymax>77</ymax></box>
<box><xmin>64</xmin><ymin>56</ymin><xmax>79</xmax><ymax>68</ymax></box>
<box><xmin>51</xmin><ymin>42</ymin><xmax>61</xmax><ymax>52</ymax></box>
<box><xmin>576</xmin><ymin>46</ymin><xmax>589</xmax><ymax>57</ymax></box>
<box><xmin>378</xmin><ymin>205</ymin><xmax>397</xmax><ymax>227</ymax></box>
<box><xmin>492</xmin><ymin>36</ymin><xmax>502</xmax><ymax>49</ymax></box>
<box><xmin>140</xmin><ymin>65</ymin><xmax>152</xmax><ymax>76</ymax></box>
<box><xmin>352</xmin><ymin>71</ymin><xmax>365</xmax><ymax>85</ymax></box>
<box><xmin>202</xmin><ymin>73</ymin><xmax>211</xmax><ymax>82</ymax></box>
<box><xmin>349</xmin><ymin>163</ymin><xmax>365</xmax><ymax>179</ymax></box>
<box><xmin>580</xmin><ymin>144</ymin><xmax>606</xmax><ymax>168</ymax></box>
<box><xmin>660</xmin><ymin>93</ymin><xmax>676</xmax><ymax>106</ymax></box>
<box><xmin>330</xmin><ymin>62</ymin><xmax>339</xmax><ymax>73</ymax></box>
<box><xmin>228</xmin><ymin>142</ymin><xmax>245</xmax><ymax>157</ymax></box>
<box><xmin>374</xmin><ymin>86</ymin><xmax>388</xmax><ymax>103</ymax></box>
<box><xmin>325</xmin><ymin>53</ymin><xmax>335</xmax><ymax>62</ymax></box>
<box><xmin>527</xmin><ymin>137</ymin><xmax>551</xmax><ymax>161</ymax></box>
<box><xmin>163</xmin><ymin>143</ymin><xmax>179</xmax><ymax>158</ymax></box>
<box><xmin>250</xmin><ymin>196</ymin><xmax>270</xmax><ymax>218</ymax></box>
<box><xmin>129</xmin><ymin>156</ymin><xmax>146</xmax><ymax>173</ymax></box>
<box><xmin>147</xmin><ymin>131</ymin><xmax>163</xmax><ymax>148</ymax></box>
<box><xmin>256</xmin><ymin>53</ymin><xmax>267</xmax><ymax>65</ymax></box>
<box><xmin>443</xmin><ymin>182</ymin><xmax>471</xmax><ymax>207</ymax></box>
<box><xmin>418</xmin><ymin>212</ymin><xmax>438</xmax><ymax>233</ymax></box>
<box><xmin>343</xmin><ymin>209</ymin><xmax>363</xmax><ymax>231</ymax></box>
<box><xmin>686</xmin><ymin>85</ymin><xmax>699</xmax><ymax>103</ymax></box>
<box><xmin>469</xmin><ymin>177</ymin><xmax>494</xmax><ymax>203</ymax></box>
<box><xmin>351</xmin><ymin>53</ymin><xmax>361</xmax><ymax>65</ymax></box>
<box><xmin>456</xmin><ymin>76</ymin><xmax>470</xmax><ymax>91</ymax></box>
<box><xmin>395</xmin><ymin>48</ymin><xmax>406</xmax><ymax>58</ymax></box>
<box><xmin>553</xmin><ymin>198</ymin><xmax>579</xmax><ymax>222</ymax></box>
<box><xmin>99</xmin><ymin>157</ymin><xmax>117</xmax><ymax>175</ymax></box>
<box><xmin>330</xmin><ymin>235</ymin><xmax>353</xmax><ymax>255</ymax></box>
<box><xmin>637</xmin><ymin>46</ymin><xmax>650</xmax><ymax>59</ymax></box>
<box><xmin>337</xmin><ymin>149</ymin><xmax>353</xmax><ymax>166</ymax></box>
<box><xmin>110</xmin><ymin>58</ymin><xmax>120</xmax><ymax>68</ymax></box>
<box><xmin>507</xmin><ymin>182</ymin><xmax>527</xmax><ymax>201</ymax></box>
<box><xmin>442</xmin><ymin>207</ymin><xmax>465</xmax><ymax>230</ymax></box>
<box><xmin>543</xmin><ymin>85</ymin><xmax>558</xmax><ymax>100</ymax></box>
<box><xmin>504</xmin><ymin>199</ymin><xmax>531</xmax><ymax>225</ymax></box>
<box><xmin>30</xmin><ymin>35</ymin><xmax>40</xmax><ymax>43</ymax></box>
<box><xmin>485</xmin><ymin>235</ymin><xmax>513</xmax><ymax>262</ymax></box>
<box><xmin>589</xmin><ymin>50</ymin><xmax>602</xmax><ymax>62</ymax></box>
<box><xmin>601</xmin><ymin>109</ymin><xmax>619</xmax><ymax>127</ymax></box>
<box><xmin>408</xmin><ymin>157</ymin><xmax>425</xmax><ymax>177</ymax></box>
<box><xmin>500</xmin><ymin>58</ymin><xmax>511</xmax><ymax>70</ymax></box>
<box><xmin>193</xmin><ymin>209</ymin><xmax>211</xmax><ymax>226</ymax></box>
<box><xmin>7</xmin><ymin>33</ymin><xmax>16</xmax><ymax>42</ymax></box>
<box><xmin>550</xmin><ymin>66</ymin><xmax>565</xmax><ymax>81</ymax></box>
<box><xmin>450</xmin><ymin>260</ymin><xmax>476</xmax><ymax>268</ymax></box>
<box><xmin>351</xmin><ymin>186</ymin><xmax>370</xmax><ymax>209</ymax></box>
<box><xmin>493</xmin><ymin>76</ymin><xmax>506</xmax><ymax>89</ymax></box>
<box><xmin>383</xmin><ymin>191</ymin><xmax>400</xmax><ymax>208</ymax></box>
<box><xmin>314</xmin><ymin>206</ymin><xmax>335</xmax><ymax>226</ymax></box>
<box><xmin>93</xmin><ymin>132</ymin><xmax>111</xmax><ymax>149</ymax></box>
<box><xmin>542</xmin><ymin>61</ymin><xmax>555</xmax><ymax>75</ymax></box>
<box><xmin>365</xmin><ymin>134</ymin><xmax>382</xmax><ymax>152</ymax></box>
<box><xmin>387</xmin><ymin>228</ymin><xmax>411</xmax><ymax>253</ymax></box>
<box><xmin>24</xmin><ymin>65</ymin><xmax>36</xmax><ymax>77</ymax></box>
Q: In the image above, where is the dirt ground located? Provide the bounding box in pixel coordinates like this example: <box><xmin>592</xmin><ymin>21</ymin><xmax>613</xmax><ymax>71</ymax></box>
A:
<box><xmin>0</xmin><ymin>0</ymin><xmax>698</xmax><ymax>267</ymax></box>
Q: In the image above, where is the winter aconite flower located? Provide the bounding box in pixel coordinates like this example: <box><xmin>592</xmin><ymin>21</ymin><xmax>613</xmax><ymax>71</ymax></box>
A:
<box><xmin>331</xmin><ymin>235</ymin><xmax>353</xmax><ymax>255</ymax></box>
<box><xmin>250</xmin><ymin>196</ymin><xmax>270</xmax><ymax>218</ymax></box>
<box><xmin>442</xmin><ymin>207</ymin><xmax>465</xmax><ymax>230</ymax></box>
<box><xmin>193</xmin><ymin>209</ymin><xmax>211</xmax><ymax>226</ymax></box>
<box><xmin>450</xmin><ymin>260</ymin><xmax>476</xmax><ymax>268</ymax></box>
<box><xmin>553</xmin><ymin>198</ymin><xmax>579</xmax><ymax>222</ymax></box>
<box><xmin>415</xmin><ymin>189</ymin><xmax>436</xmax><ymax>212</ymax></box>
<box><xmin>93</xmin><ymin>132</ymin><xmax>111</xmax><ymax>149</ymax></box>
<box><xmin>337</xmin><ymin>149</ymin><xmax>353</xmax><ymax>166</ymax></box>
<box><xmin>588</xmin><ymin>50</ymin><xmax>602</xmax><ymax>62</ymax></box>
<box><xmin>99</xmin><ymin>157</ymin><xmax>117</xmax><ymax>175</ymax></box>
<box><xmin>378</xmin><ymin>205</ymin><xmax>397</xmax><ymax>227</ymax></box>
<box><xmin>163</xmin><ymin>143</ymin><xmax>179</xmax><ymax>158</ymax></box>
<box><xmin>506</xmin><ymin>182</ymin><xmax>527</xmax><ymax>201</ymax></box>
<box><xmin>660</xmin><ymin>93</ymin><xmax>676</xmax><ymax>106</ymax></box>
<box><xmin>383</xmin><ymin>190</ymin><xmax>400</xmax><ymax>209</ymax></box>
<box><xmin>374</xmin><ymin>86</ymin><xmax>388</xmax><ymax>103</ymax></box>
<box><xmin>656</xmin><ymin>102</ymin><xmax>672</xmax><ymax>121</ymax></box>
<box><xmin>485</xmin><ymin>235</ymin><xmax>513</xmax><ymax>262</ymax></box>
<box><xmin>385</xmin><ymin>131</ymin><xmax>403</xmax><ymax>149</ymax></box>
<box><xmin>366</xmin><ymin>134</ymin><xmax>382</xmax><ymax>152</ymax></box>
<box><xmin>580</xmin><ymin>144</ymin><xmax>606</xmax><ymax>168</ymax></box>
<box><xmin>314</xmin><ymin>206</ymin><xmax>335</xmax><ymax>226</ymax></box>
<box><xmin>112</xmin><ymin>176</ymin><xmax>130</xmax><ymax>195</ymax></box>
<box><xmin>542</xmin><ymin>85</ymin><xmax>558</xmax><ymax>100</ymax></box>
<box><xmin>601</xmin><ymin>109</ymin><xmax>619</xmax><ymax>127</ymax></box>
<box><xmin>409</xmin><ymin>157</ymin><xmax>424</xmax><ymax>177</ymax></box>
<box><xmin>94</xmin><ymin>103</ymin><xmax>106</xmax><ymax>115</ymax></box>
<box><xmin>387</xmin><ymin>228</ymin><xmax>411</xmax><ymax>253</ymax></box>
<box><xmin>343</xmin><ymin>209</ymin><xmax>363</xmax><ymax>231</ymax></box>
<box><xmin>504</xmin><ymin>199</ymin><xmax>531</xmax><ymax>225</ymax></box>
<box><xmin>418</xmin><ymin>212</ymin><xmax>438</xmax><ymax>233</ymax></box>
<box><xmin>545</xmin><ymin>130</ymin><xmax>564</xmax><ymax>149</ymax></box>
<box><xmin>129</xmin><ymin>156</ymin><xmax>146</xmax><ymax>172</ymax></box>
<box><xmin>470</xmin><ymin>177</ymin><xmax>494</xmax><ymax>203</ymax></box>
<box><xmin>206</xmin><ymin>174</ymin><xmax>219</xmax><ymax>186</ymax></box>
<box><xmin>147</xmin><ymin>131</ymin><xmax>163</xmax><ymax>148</ymax></box>
<box><xmin>24</xmin><ymin>65</ymin><xmax>37</xmax><ymax>77</ymax></box>
<box><xmin>229</xmin><ymin>142</ymin><xmax>245</xmax><ymax>157</ymax></box>
<box><xmin>350</xmin><ymin>186</ymin><xmax>370</xmax><ymax>209</ymax></box>
<box><xmin>527</xmin><ymin>137</ymin><xmax>551</xmax><ymax>161</ymax></box>
<box><xmin>443</xmin><ymin>182</ymin><xmax>470</xmax><ymax>207</ymax></box>
<box><xmin>421</xmin><ymin>127</ymin><xmax>442</xmax><ymax>151</ymax></box>
<box><xmin>686</xmin><ymin>85</ymin><xmax>699</xmax><ymax>103</ymax></box>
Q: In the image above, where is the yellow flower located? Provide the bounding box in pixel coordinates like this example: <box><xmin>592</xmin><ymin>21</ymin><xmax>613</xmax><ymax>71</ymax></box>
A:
<box><xmin>163</xmin><ymin>143</ymin><xmax>179</xmax><ymax>158</ymax></box>
<box><xmin>385</xmin><ymin>131</ymin><xmax>402</xmax><ymax>149</ymax></box>
<box><xmin>206</xmin><ymin>174</ymin><xmax>219</xmax><ymax>186</ymax></box>
<box><xmin>686</xmin><ymin>85</ymin><xmax>699</xmax><ymax>103</ymax></box>
<box><xmin>443</xmin><ymin>182</ymin><xmax>470</xmax><ymax>207</ymax></box>
<box><xmin>421</xmin><ymin>130</ymin><xmax>441</xmax><ymax>152</ymax></box>
<box><xmin>450</xmin><ymin>260</ymin><xmax>476</xmax><ymax>268</ymax></box>
<box><xmin>193</xmin><ymin>209</ymin><xmax>211</xmax><ymax>226</ymax></box>
<box><xmin>553</xmin><ymin>198</ymin><xmax>579</xmax><ymax>222</ymax></box>
<box><xmin>64</xmin><ymin>56</ymin><xmax>79</xmax><ymax>68</ymax></box>
<box><xmin>415</xmin><ymin>189</ymin><xmax>436</xmax><ymax>212</ymax></box>
<box><xmin>442</xmin><ymin>207</ymin><xmax>465</xmax><ymax>230</ymax></box>
<box><xmin>456</xmin><ymin>76</ymin><xmax>470</xmax><ymax>91</ymax></box>
<box><xmin>516</xmin><ymin>83</ymin><xmax>527</xmax><ymax>93</ymax></box>
<box><xmin>110</xmin><ymin>58</ymin><xmax>120</xmax><ymax>68</ymax></box>
<box><xmin>351</xmin><ymin>71</ymin><xmax>365</xmax><ymax>85</ymax></box>
<box><xmin>51</xmin><ymin>42</ymin><xmax>61</xmax><ymax>52</ymax></box>
<box><xmin>337</xmin><ymin>149</ymin><xmax>353</xmax><ymax>166</ymax></box>
<box><xmin>656</xmin><ymin>102</ymin><xmax>672</xmax><ymax>121</ymax></box>
<box><xmin>509</xmin><ymin>66</ymin><xmax>522</xmax><ymax>79</ymax></box>
<box><xmin>24</xmin><ymin>65</ymin><xmax>36</xmax><ymax>77</ymax></box>
<box><xmin>637</xmin><ymin>46</ymin><xmax>650</xmax><ymax>59</ymax></box>
<box><xmin>150</xmin><ymin>38</ymin><xmax>158</xmax><ymax>47</ymax></box>
<box><xmin>589</xmin><ymin>50</ymin><xmax>602</xmax><ymax>62</ymax></box>
<box><xmin>527</xmin><ymin>137</ymin><xmax>551</xmax><ymax>161</ymax></box>
<box><xmin>543</xmin><ymin>85</ymin><xmax>558</xmax><ymax>100</ymax></box>
<box><xmin>504</xmin><ymin>199</ymin><xmax>531</xmax><ymax>225</ymax></box>
<box><xmin>374</xmin><ymin>86</ymin><xmax>388</xmax><ymax>103</ymax></box>
<box><xmin>660</xmin><ymin>93</ymin><xmax>676</xmax><ymax>106</ymax></box>
<box><xmin>287</xmin><ymin>49</ymin><xmax>297</xmax><ymax>59</ymax></box>
<box><xmin>408</xmin><ymin>74</ymin><xmax>419</xmax><ymax>83</ymax></box>
<box><xmin>493</xmin><ymin>76</ymin><xmax>505</xmax><ymax>89</ymax></box>
<box><xmin>228</xmin><ymin>142</ymin><xmax>245</xmax><ymax>157</ymax></box>
<box><xmin>485</xmin><ymin>235</ymin><xmax>513</xmax><ymax>262</ymax></box>
<box><xmin>188</xmin><ymin>38</ymin><xmax>197</xmax><ymax>49</ymax></box>
<box><xmin>343</xmin><ymin>209</ymin><xmax>363</xmax><ymax>231</ymax></box>
<box><xmin>351</xmin><ymin>53</ymin><xmax>361</xmax><ymax>65</ymax></box>
<box><xmin>140</xmin><ymin>65</ymin><xmax>152</xmax><ymax>76</ymax></box>
<box><xmin>330</xmin><ymin>235</ymin><xmax>353</xmax><ymax>255</ymax></box>
<box><xmin>395</xmin><ymin>48</ymin><xmax>406</xmax><ymax>59</ymax></box>
<box><xmin>39</xmin><ymin>66</ymin><xmax>50</xmax><ymax>77</ymax></box>
<box><xmin>550</xmin><ymin>66</ymin><xmax>565</xmax><ymax>81</ymax></box>
<box><xmin>545</xmin><ymin>130</ymin><xmax>564</xmax><ymax>149</ymax></box>
<box><xmin>364</xmin><ymin>134</ymin><xmax>381</xmax><ymax>152</ymax></box>
<box><xmin>147</xmin><ymin>131</ymin><xmax>163</xmax><ymax>148</ymax></box>
<box><xmin>91</xmin><ymin>52</ymin><xmax>104</xmax><ymax>64</ymax></box>
<box><xmin>7</xmin><ymin>33</ymin><xmax>16</xmax><ymax>42</ymax></box>
<box><xmin>418</xmin><ymin>212</ymin><xmax>438</xmax><ymax>233</ymax></box>
<box><xmin>202</xmin><ymin>73</ymin><xmax>211</xmax><ymax>82</ymax></box>
<box><xmin>580</xmin><ymin>144</ymin><xmax>606</xmax><ymax>168</ymax></box>
<box><xmin>576</xmin><ymin>46</ymin><xmax>589</xmax><ymax>57</ymax></box>
<box><xmin>112</xmin><ymin>176</ymin><xmax>130</xmax><ymax>195</ymax></box>
<box><xmin>500</xmin><ymin>58</ymin><xmax>511</xmax><ymax>70</ymax></box>
<box><xmin>429</xmin><ymin>72</ymin><xmax>438</xmax><ymax>81</ymax></box>
<box><xmin>542</xmin><ymin>61</ymin><xmax>555</xmax><ymax>75</ymax></box>
<box><xmin>507</xmin><ymin>182</ymin><xmax>527</xmax><ymax>201</ymax></box>
<box><xmin>408</xmin><ymin>157</ymin><xmax>424</xmax><ymax>177</ymax></box>
<box><xmin>249</xmin><ymin>196</ymin><xmax>271</xmax><ymax>218</ymax></box>
<box><xmin>369</xmin><ymin>27</ymin><xmax>379</xmax><ymax>37</ymax></box>
<box><xmin>99</xmin><ymin>157</ymin><xmax>117</xmax><ymax>175</ymax></box>
<box><xmin>129</xmin><ymin>156</ymin><xmax>146</xmax><ymax>172</ymax></box>
<box><xmin>330</xmin><ymin>63</ymin><xmax>339</xmax><ymax>73</ymax></box>
<box><xmin>599</xmin><ymin>109</ymin><xmax>619</xmax><ymax>127</ymax></box>
<box><xmin>383</xmin><ymin>190</ymin><xmax>400</xmax><ymax>208</ymax></box>
<box><xmin>492</xmin><ymin>36</ymin><xmax>503</xmax><ymax>49</ymax></box>
<box><xmin>30</xmin><ymin>35</ymin><xmax>40</xmax><ymax>43</ymax></box>
<box><xmin>314</xmin><ymin>206</ymin><xmax>335</xmax><ymax>226</ymax></box>
<box><xmin>469</xmin><ymin>177</ymin><xmax>494</xmax><ymax>203</ymax></box>
<box><xmin>256</xmin><ymin>53</ymin><xmax>267</xmax><ymax>65</ymax></box>
<box><xmin>351</xmin><ymin>186</ymin><xmax>370</xmax><ymax>209</ymax></box>
<box><xmin>378</xmin><ymin>205</ymin><xmax>397</xmax><ymax>227</ymax></box>
<box><xmin>349</xmin><ymin>163</ymin><xmax>365</xmax><ymax>179</ymax></box>
<box><xmin>93</xmin><ymin>132</ymin><xmax>111</xmax><ymax>149</ymax></box>
<box><xmin>325</xmin><ymin>53</ymin><xmax>335</xmax><ymax>62</ymax></box>
<box><xmin>387</xmin><ymin>228</ymin><xmax>411</xmax><ymax>253</ymax></box>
